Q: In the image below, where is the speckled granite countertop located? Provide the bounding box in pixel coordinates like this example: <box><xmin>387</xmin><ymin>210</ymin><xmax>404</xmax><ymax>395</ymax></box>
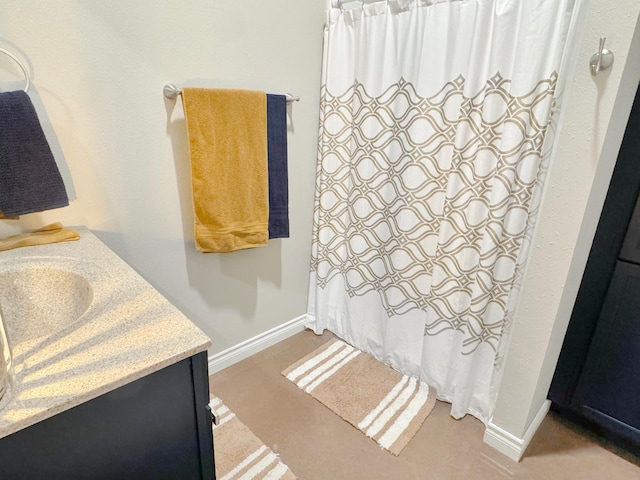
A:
<box><xmin>0</xmin><ymin>228</ymin><xmax>211</xmax><ymax>439</ymax></box>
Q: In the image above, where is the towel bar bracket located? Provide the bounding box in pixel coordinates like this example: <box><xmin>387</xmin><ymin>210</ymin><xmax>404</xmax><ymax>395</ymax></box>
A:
<box><xmin>163</xmin><ymin>83</ymin><xmax>181</xmax><ymax>100</ymax></box>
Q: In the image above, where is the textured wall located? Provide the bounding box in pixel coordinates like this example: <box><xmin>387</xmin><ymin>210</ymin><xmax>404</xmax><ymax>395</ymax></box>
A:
<box><xmin>0</xmin><ymin>1</ymin><xmax>326</xmax><ymax>354</ymax></box>
<box><xmin>490</xmin><ymin>1</ymin><xmax>640</xmax><ymax>441</ymax></box>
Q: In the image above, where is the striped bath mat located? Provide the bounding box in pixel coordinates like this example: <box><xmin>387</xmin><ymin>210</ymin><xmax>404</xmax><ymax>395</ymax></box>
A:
<box><xmin>282</xmin><ymin>338</ymin><xmax>436</xmax><ymax>455</ymax></box>
<box><xmin>211</xmin><ymin>396</ymin><xmax>297</xmax><ymax>479</ymax></box>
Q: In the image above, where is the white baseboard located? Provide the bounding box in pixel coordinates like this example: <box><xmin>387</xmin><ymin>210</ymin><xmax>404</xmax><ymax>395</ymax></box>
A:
<box><xmin>483</xmin><ymin>399</ymin><xmax>551</xmax><ymax>462</ymax></box>
<box><xmin>208</xmin><ymin>315</ymin><xmax>307</xmax><ymax>374</ymax></box>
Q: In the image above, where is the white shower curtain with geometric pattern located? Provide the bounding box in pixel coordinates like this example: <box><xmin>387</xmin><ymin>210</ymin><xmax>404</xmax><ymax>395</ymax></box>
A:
<box><xmin>305</xmin><ymin>0</ymin><xmax>583</xmax><ymax>422</ymax></box>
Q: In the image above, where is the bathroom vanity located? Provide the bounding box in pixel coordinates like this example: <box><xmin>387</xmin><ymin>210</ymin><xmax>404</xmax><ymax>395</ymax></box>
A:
<box><xmin>0</xmin><ymin>230</ymin><xmax>214</xmax><ymax>479</ymax></box>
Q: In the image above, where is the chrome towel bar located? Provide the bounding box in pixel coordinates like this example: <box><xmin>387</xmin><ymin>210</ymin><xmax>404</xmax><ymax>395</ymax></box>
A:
<box><xmin>163</xmin><ymin>84</ymin><xmax>300</xmax><ymax>103</ymax></box>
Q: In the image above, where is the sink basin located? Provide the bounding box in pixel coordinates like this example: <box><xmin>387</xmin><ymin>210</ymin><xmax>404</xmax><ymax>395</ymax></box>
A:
<box><xmin>0</xmin><ymin>265</ymin><xmax>93</xmax><ymax>344</ymax></box>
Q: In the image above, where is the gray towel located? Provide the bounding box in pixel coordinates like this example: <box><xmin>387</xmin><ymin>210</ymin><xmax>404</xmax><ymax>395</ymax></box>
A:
<box><xmin>0</xmin><ymin>91</ymin><xmax>68</xmax><ymax>217</ymax></box>
<box><xmin>267</xmin><ymin>94</ymin><xmax>289</xmax><ymax>239</ymax></box>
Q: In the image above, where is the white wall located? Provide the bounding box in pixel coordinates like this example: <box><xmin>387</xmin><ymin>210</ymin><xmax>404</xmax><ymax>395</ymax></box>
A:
<box><xmin>0</xmin><ymin>1</ymin><xmax>326</xmax><ymax>354</ymax></box>
<box><xmin>488</xmin><ymin>0</ymin><xmax>640</xmax><ymax>454</ymax></box>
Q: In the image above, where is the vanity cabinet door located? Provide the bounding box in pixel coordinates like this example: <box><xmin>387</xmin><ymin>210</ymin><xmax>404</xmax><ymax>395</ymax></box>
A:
<box><xmin>620</xmin><ymin>194</ymin><xmax>640</xmax><ymax>265</ymax></box>
<box><xmin>0</xmin><ymin>352</ymin><xmax>214</xmax><ymax>480</ymax></box>
<box><xmin>571</xmin><ymin>261</ymin><xmax>640</xmax><ymax>444</ymax></box>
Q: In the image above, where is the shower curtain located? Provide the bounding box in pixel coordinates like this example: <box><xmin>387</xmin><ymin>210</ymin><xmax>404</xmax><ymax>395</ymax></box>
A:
<box><xmin>306</xmin><ymin>0</ymin><xmax>583</xmax><ymax>422</ymax></box>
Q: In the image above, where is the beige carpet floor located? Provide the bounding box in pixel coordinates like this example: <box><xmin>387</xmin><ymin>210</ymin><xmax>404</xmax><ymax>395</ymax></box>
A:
<box><xmin>211</xmin><ymin>395</ymin><xmax>297</xmax><ymax>479</ymax></box>
<box><xmin>211</xmin><ymin>329</ymin><xmax>640</xmax><ymax>480</ymax></box>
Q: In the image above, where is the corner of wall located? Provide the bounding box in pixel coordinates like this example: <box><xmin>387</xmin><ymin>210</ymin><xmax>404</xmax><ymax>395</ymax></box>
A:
<box><xmin>483</xmin><ymin>401</ymin><xmax>551</xmax><ymax>462</ymax></box>
<box><xmin>486</xmin><ymin>1</ymin><xmax>640</xmax><ymax>460</ymax></box>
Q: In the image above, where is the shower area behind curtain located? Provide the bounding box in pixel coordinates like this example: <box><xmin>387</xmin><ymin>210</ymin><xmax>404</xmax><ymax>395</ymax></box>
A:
<box><xmin>306</xmin><ymin>0</ymin><xmax>583</xmax><ymax>422</ymax></box>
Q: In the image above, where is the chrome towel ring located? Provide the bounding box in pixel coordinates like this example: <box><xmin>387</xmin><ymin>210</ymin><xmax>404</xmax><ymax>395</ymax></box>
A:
<box><xmin>0</xmin><ymin>47</ymin><xmax>30</xmax><ymax>93</ymax></box>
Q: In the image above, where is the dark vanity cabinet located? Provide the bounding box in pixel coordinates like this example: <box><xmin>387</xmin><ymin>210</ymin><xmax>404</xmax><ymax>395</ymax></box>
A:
<box><xmin>0</xmin><ymin>352</ymin><xmax>215</xmax><ymax>480</ymax></box>
<box><xmin>570</xmin><ymin>259</ymin><xmax>640</xmax><ymax>437</ymax></box>
<box><xmin>549</xmin><ymin>85</ymin><xmax>640</xmax><ymax>453</ymax></box>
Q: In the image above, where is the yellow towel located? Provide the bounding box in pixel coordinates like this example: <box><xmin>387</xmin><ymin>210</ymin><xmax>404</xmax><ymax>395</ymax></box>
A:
<box><xmin>0</xmin><ymin>223</ymin><xmax>79</xmax><ymax>252</ymax></box>
<box><xmin>181</xmin><ymin>88</ymin><xmax>269</xmax><ymax>253</ymax></box>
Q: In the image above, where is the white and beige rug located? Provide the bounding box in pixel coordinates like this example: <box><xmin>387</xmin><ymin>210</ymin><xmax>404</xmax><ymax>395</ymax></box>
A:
<box><xmin>211</xmin><ymin>396</ymin><xmax>296</xmax><ymax>480</ymax></box>
<box><xmin>282</xmin><ymin>338</ymin><xmax>436</xmax><ymax>455</ymax></box>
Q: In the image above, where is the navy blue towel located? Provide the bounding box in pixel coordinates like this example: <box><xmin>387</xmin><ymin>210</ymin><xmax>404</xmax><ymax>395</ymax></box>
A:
<box><xmin>0</xmin><ymin>90</ymin><xmax>68</xmax><ymax>217</ymax></box>
<box><xmin>267</xmin><ymin>94</ymin><xmax>289</xmax><ymax>239</ymax></box>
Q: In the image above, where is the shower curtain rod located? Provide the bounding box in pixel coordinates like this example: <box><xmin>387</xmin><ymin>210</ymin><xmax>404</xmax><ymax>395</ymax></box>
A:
<box><xmin>332</xmin><ymin>0</ymin><xmax>460</xmax><ymax>8</ymax></box>
<box><xmin>163</xmin><ymin>84</ymin><xmax>300</xmax><ymax>103</ymax></box>
<box><xmin>332</xmin><ymin>0</ymin><xmax>389</xmax><ymax>7</ymax></box>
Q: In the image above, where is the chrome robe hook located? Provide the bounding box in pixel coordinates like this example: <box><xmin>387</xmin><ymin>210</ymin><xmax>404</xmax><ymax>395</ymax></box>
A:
<box><xmin>590</xmin><ymin>37</ymin><xmax>614</xmax><ymax>76</ymax></box>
